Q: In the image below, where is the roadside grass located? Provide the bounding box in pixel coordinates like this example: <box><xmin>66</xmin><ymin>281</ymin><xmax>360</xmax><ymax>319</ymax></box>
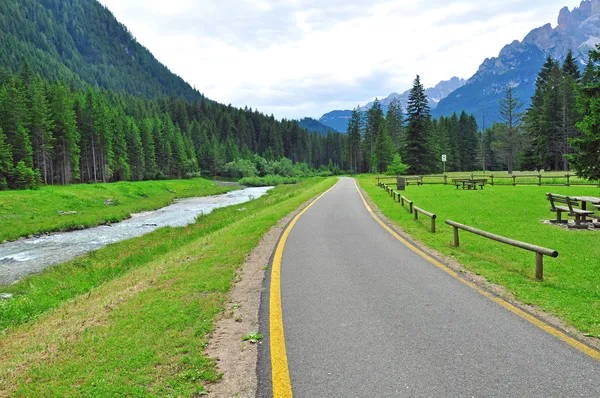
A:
<box><xmin>358</xmin><ymin>175</ymin><xmax>600</xmax><ymax>337</ymax></box>
<box><xmin>0</xmin><ymin>177</ymin><xmax>337</xmax><ymax>396</ymax></box>
<box><xmin>0</xmin><ymin>178</ymin><xmax>236</xmax><ymax>242</ymax></box>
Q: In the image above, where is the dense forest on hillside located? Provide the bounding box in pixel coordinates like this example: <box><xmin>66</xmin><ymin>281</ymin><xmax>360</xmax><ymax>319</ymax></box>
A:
<box><xmin>0</xmin><ymin>0</ymin><xmax>202</xmax><ymax>101</ymax></box>
<box><xmin>0</xmin><ymin>64</ymin><xmax>347</xmax><ymax>189</ymax></box>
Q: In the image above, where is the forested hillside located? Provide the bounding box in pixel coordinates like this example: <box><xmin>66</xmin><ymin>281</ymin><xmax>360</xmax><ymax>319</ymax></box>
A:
<box><xmin>0</xmin><ymin>65</ymin><xmax>346</xmax><ymax>189</ymax></box>
<box><xmin>0</xmin><ymin>0</ymin><xmax>201</xmax><ymax>100</ymax></box>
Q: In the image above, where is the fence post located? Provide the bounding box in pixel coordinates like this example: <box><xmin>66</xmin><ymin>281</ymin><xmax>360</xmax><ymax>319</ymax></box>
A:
<box><xmin>409</xmin><ymin>202</ymin><xmax>413</xmax><ymax>214</ymax></box>
<box><xmin>453</xmin><ymin>226</ymin><xmax>460</xmax><ymax>247</ymax></box>
<box><xmin>538</xmin><ymin>174</ymin><xmax>542</xmax><ymax>186</ymax></box>
<box><xmin>536</xmin><ymin>252</ymin><xmax>544</xmax><ymax>281</ymax></box>
<box><xmin>431</xmin><ymin>217</ymin><xmax>436</xmax><ymax>233</ymax></box>
<box><xmin>490</xmin><ymin>175</ymin><xmax>494</xmax><ymax>186</ymax></box>
<box><xmin>566</xmin><ymin>174</ymin><xmax>570</xmax><ymax>187</ymax></box>
<box><xmin>444</xmin><ymin>175</ymin><xmax>447</xmax><ymax>185</ymax></box>
<box><xmin>512</xmin><ymin>175</ymin><xmax>516</xmax><ymax>186</ymax></box>
<box><xmin>414</xmin><ymin>210</ymin><xmax>419</xmax><ymax>220</ymax></box>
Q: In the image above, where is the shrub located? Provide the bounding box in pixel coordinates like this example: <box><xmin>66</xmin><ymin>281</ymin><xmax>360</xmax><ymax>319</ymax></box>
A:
<box><xmin>238</xmin><ymin>175</ymin><xmax>302</xmax><ymax>187</ymax></box>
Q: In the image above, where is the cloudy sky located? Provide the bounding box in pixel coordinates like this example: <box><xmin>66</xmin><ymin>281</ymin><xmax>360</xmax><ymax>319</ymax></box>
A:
<box><xmin>99</xmin><ymin>0</ymin><xmax>581</xmax><ymax>119</ymax></box>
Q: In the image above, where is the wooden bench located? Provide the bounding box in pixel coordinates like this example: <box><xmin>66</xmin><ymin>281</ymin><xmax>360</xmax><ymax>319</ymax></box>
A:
<box><xmin>546</xmin><ymin>193</ymin><xmax>595</xmax><ymax>228</ymax></box>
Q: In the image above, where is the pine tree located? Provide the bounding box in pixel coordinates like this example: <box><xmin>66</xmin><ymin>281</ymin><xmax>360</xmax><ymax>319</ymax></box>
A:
<box><xmin>568</xmin><ymin>46</ymin><xmax>600</xmax><ymax>180</ymax></box>
<box><xmin>373</xmin><ymin>123</ymin><xmax>393</xmax><ymax>173</ymax></box>
<box><xmin>366</xmin><ymin>100</ymin><xmax>385</xmax><ymax>171</ymax></box>
<box><xmin>562</xmin><ymin>50</ymin><xmax>581</xmax><ymax>81</ymax></box>
<box><xmin>386</xmin><ymin>98</ymin><xmax>404</xmax><ymax>152</ymax></box>
<box><xmin>49</xmin><ymin>83</ymin><xmax>80</xmax><ymax>184</ymax></box>
<box><xmin>497</xmin><ymin>85</ymin><xmax>524</xmax><ymax>174</ymax></box>
<box><xmin>404</xmin><ymin>75</ymin><xmax>434</xmax><ymax>174</ymax></box>
<box><xmin>0</xmin><ymin>127</ymin><xmax>12</xmax><ymax>189</ymax></box>
<box><xmin>345</xmin><ymin>107</ymin><xmax>362</xmax><ymax>173</ymax></box>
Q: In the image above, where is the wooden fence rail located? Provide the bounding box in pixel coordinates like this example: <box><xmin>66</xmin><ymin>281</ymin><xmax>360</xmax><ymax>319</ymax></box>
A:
<box><xmin>377</xmin><ymin>174</ymin><xmax>599</xmax><ymax>187</ymax></box>
<box><xmin>445</xmin><ymin>220</ymin><xmax>559</xmax><ymax>281</ymax></box>
<box><xmin>414</xmin><ymin>206</ymin><xmax>437</xmax><ymax>233</ymax></box>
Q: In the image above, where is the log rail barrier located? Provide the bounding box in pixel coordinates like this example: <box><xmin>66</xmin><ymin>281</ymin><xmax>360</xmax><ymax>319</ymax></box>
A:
<box><xmin>445</xmin><ymin>220</ymin><xmax>558</xmax><ymax>281</ymax></box>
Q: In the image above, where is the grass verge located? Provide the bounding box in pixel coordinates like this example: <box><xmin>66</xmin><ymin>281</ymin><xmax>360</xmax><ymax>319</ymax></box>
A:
<box><xmin>0</xmin><ymin>178</ymin><xmax>235</xmax><ymax>242</ymax></box>
<box><xmin>358</xmin><ymin>175</ymin><xmax>600</xmax><ymax>338</ymax></box>
<box><xmin>0</xmin><ymin>177</ymin><xmax>336</xmax><ymax>396</ymax></box>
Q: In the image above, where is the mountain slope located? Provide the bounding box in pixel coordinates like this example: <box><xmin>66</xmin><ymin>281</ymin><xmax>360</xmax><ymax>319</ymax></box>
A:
<box><xmin>318</xmin><ymin>77</ymin><xmax>465</xmax><ymax>132</ymax></box>
<box><xmin>434</xmin><ymin>0</ymin><xmax>600</xmax><ymax>125</ymax></box>
<box><xmin>0</xmin><ymin>0</ymin><xmax>202</xmax><ymax>101</ymax></box>
<box><xmin>297</xmin><ymin>117</ymin><xmax>339</xmax><ymax>134</ymax></box>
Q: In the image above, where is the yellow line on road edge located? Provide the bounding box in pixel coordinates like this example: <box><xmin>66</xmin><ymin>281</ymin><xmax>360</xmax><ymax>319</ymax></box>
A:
<box><xmin>270</xmin><ymin>182</ymin><xmax>339</xmax><ymax>397</ymax></box>
<box><xmin>353</xmin><ymin>179</ymin><xmax>600</xmax><ymax>362</ymax></box>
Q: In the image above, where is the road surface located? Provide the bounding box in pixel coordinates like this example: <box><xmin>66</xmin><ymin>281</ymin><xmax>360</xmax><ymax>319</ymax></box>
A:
<box><xmin>258</xmin><ymin>177</ymin><xmax>600</xmax><ymax>397</ymax></box>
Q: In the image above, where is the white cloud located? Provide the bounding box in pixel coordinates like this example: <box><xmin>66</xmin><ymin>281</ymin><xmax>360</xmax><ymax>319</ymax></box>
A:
<box><xmin>99</xmin><ymin>0</ymin><xmax>583</xmax><ymax>119</ymax></box>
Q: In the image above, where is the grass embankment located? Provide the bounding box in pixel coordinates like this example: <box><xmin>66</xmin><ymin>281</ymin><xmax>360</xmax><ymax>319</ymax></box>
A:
<box><xmin>0</xmin><ymin>177</ymin><xmax>336</xmax><ymax>396</ymax></box>
<box><xmin>0</xmin><ymin>178</ymin><xmax>235</xmax><ymax>242</ymax></box>
<box><xmin>358</xmin><ymin>175</ymin><xmax>600</xmax><ymax>337</ymax></box>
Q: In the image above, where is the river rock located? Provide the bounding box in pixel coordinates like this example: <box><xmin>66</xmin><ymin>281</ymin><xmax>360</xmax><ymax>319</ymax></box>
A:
<box><xmin>0</xmin><ymin>293</ymin><xmax>13</xmax><ymax>300</ymax></box>
<box><xmin>104</xmin><ymin>199</ymin><xmax>115</xmax><ymax>205</ymax></box>
<box><xmin>57</xmin><ymin>211</ymin><xmax>77</xmax><ymax>215</ymax></box>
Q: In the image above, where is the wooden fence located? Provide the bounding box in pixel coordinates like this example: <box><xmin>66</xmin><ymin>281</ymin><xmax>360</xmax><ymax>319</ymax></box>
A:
<box><xmin>377</xmin><ymin>173</ymin><xmax>599</xmax><ymax>187</ymax></box>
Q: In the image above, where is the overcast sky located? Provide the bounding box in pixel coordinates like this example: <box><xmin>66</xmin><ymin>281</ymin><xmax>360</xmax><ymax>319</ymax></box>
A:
<box><xmin>99</xmin><ymin>0</ymin><xmax>581</xmax><ymax>120</ymax></box>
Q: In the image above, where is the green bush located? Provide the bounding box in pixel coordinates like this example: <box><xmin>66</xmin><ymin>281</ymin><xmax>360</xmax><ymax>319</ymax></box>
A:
<box><xmin>223</xmin><ymin>159</ymin><xmax>258</xmax><ymax>178</ymax></box>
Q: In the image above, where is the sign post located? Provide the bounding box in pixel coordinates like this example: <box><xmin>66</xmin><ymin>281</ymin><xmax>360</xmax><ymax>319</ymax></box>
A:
<box><xmin>442</xmin><ymin>154</ymin><xmax>447</xmax><ymax>175</ymax></box>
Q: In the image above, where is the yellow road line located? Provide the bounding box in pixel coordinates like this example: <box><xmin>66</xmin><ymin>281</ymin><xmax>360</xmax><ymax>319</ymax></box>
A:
<box><xmin>270</xmin><ymin>182</ymin><xmax>339</xmax><ymax>397</ymax></box>
<box><xmin>353</xmin><ymin>179</ymin><xmax>600</xmax><ymax>362</ymax></box>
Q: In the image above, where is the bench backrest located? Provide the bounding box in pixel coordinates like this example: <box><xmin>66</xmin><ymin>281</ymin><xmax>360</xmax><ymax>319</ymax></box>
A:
<box><xmin>546</xmin><ymin>193</ymin><xmax>579</xmax><ymax>212</ymax></box>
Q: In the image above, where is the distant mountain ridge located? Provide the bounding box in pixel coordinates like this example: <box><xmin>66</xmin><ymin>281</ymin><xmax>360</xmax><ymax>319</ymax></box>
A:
<box><xmin>434</xmin><ymin>0</ymin><xmax>600</xmax><ymax>125</ymax></box>
<box><xmin>318</xmin><ymin>77</ymin><xmax>465</xmax><ymax>133</ymax></box>
<box><xmin>297</xmin><ymin>117</ymin><xmax>339</xmax><ymax>134</ymax></box>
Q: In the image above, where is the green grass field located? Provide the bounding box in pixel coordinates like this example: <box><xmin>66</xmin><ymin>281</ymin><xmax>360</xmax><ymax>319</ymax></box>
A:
<box><xmin>0</xmin><ymin>177</ymin><xmax>337</xmax><ymax>396</ymax></box>
<box><xmin>358</xmin><ymin>175</ymin><xmax>600</xmax><ymax>338</ymax></box>
<box><xmin>0</xmin><ymin>179</ymin><xmax>236</xmax><ymax>242</ymax></box>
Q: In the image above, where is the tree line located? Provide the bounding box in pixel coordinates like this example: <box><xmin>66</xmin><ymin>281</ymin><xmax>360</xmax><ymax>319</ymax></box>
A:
<box><xmin>0</xmin><ymin>63</ymin><xmax>347</xmax><ymax>190</ymax></box>
<box><xmin>345</xmin><ymin>75</ymin><xmax>481</xmax><ymax>175</ymax></box>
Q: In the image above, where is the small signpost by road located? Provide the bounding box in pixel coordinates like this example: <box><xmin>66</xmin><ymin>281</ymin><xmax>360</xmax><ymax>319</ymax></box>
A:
<box><xmin>442</xmin><ymin>154</ymin><xmax>447</xmax><ymax>175</ymax></box>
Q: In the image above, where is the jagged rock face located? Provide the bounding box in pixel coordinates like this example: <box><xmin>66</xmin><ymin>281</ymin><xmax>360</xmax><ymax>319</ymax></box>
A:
<box><xmin>434</xmin><ymin>0</ymin><xmax>600</xmax><ymax>126</ymax></box>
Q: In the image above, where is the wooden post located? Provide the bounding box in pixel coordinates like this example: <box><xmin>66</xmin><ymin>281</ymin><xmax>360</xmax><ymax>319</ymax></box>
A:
<box><xmin>538</xmin><ymin>174</ymin><xmax>542</xmax><ymax>186</ymax></box>
<box><xmin>512</xmin><ymin>175</ymin><xmax>516</xmax><ymax>186</ymax></box>
<box><xmin>409</xmin><ymin>202</ymin><xmax>413</xmax><ymax>214</ymax></box>
<box><xmin>536</xmin><ymin>252</ymin><xmax>543</xmax><ymax>281</ymax></box>
<box><xmin>566</xmin><ymin>174</ymin><xmax>570</xmax><ymax>187</ymax></box>
<box><xmin>490</xmin><ymin>175</ymin><xmax>494</xmax><ymax>186</ymax></box>
<box><xmin>444</xmin><ymin>175</ymin><xmax>447</xmax><ymax>185</ymax></box>
<box><xmin>431</xmin><ymin>217</ymin><xmax>436</xmax><ymax>233</ymax></box>
<box><xmin>414</xmin><ymin>210</ymin><xmax>419</xmax><ymax>220</ymax></box>
<box><xmin>453</xmin><ymin>226</ymin><xmax>459</xmax><ymax>247</ymax></box>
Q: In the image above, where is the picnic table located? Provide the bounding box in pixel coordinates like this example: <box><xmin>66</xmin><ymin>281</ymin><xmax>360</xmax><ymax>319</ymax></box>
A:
<box><xmin>570</xmin><ymin>196</ymin><xmax>600</xmax><ymax>211</ymax></box>
<box><xmin>452</xmin><ymin>178</ymin><xmax>488</xmax><ymax>190</ymax></box>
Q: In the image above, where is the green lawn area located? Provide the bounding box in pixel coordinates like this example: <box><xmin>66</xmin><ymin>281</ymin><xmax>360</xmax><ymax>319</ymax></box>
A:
<box><xmin>358</xmin><ymin>175</ymin><xmax>600</xmax><ymax>337</ymax></box>
<box><xmin>0</xmin><ymin>177</ymin><xmax>337</xmax><ymax>396</ymax></box>
<box><xmin>0</xmin><ymin>178</ymin><xmax>236</xmax><ymax>242</ymax></box>
<box><xmin>376</xmin><ymin>170</ymin><xmax>596</xmax><ymax>185</ymax></box>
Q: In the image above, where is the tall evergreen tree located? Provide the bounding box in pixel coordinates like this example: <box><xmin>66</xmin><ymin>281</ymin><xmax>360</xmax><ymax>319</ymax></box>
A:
<box><xmin>404</xmin><ymin>75</ymin><xmax>434</xmax><ymax>174</ymax></box>
<box><xmin>497</xmin><ymin>86</ymin><xmax>524</xmax><ymax>174</ymax></box>
<box><xmin>568</xmin><ymin>45</ymin><xmax>600</xmax><ymax>180</ymax></box>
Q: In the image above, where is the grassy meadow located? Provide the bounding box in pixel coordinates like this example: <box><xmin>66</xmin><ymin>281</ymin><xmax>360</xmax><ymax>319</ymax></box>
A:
<box><xmin>359</xmin><ymin>175</ymin><xmax>600</xmax><ymax>338</ymax></box>
<box><xmin>0</xmin><ymin>177</ymin><xmax>337</xmax><ymax>396</ymax></box>
<box><xmin>0</xmin><ymin>178</ymin><xmax>237</xmax><ymax>242</ymax></box>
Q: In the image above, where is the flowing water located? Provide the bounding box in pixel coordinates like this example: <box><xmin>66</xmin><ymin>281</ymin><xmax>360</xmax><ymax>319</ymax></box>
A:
<box><xmin>0</xmin><ymin>186</ymin><xmax>273</xmax><ymax>285</ymax></box>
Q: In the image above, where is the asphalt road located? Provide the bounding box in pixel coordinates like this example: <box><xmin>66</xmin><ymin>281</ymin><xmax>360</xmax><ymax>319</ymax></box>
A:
<box><xmin>258</xmin><ymin>177</ymin><xmax>600</xmax><ymax>397</ymax></box>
